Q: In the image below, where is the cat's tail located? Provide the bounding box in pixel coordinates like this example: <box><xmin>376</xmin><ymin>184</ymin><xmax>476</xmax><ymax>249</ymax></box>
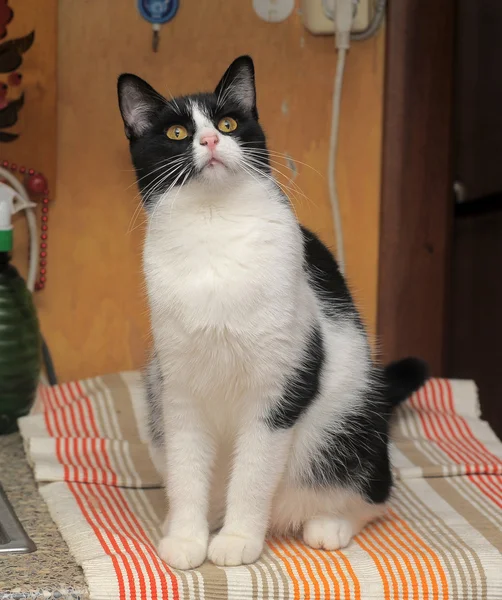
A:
<box><xmin>384</xmin><ymin>357</ymin><xmax>429</xmax><ymax>408</ymax></box>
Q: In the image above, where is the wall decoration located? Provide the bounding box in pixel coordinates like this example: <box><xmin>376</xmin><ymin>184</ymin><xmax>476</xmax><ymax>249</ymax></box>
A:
<box><xmin>0</xmin><ymin>0</ymin><xmax>34</xmax><ymax>142</ymax></box>
<box><xmin>0</xmin><ymin>0</ymin><xmax>13</xmax><ymax>40</ymax></box>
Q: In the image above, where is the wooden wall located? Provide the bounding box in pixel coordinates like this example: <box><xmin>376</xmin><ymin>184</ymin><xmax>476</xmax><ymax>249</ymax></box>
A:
<box><xmin>23</xmin><ymin>1</ymin><xmax>384</xmax><ymax>381</ymax></box>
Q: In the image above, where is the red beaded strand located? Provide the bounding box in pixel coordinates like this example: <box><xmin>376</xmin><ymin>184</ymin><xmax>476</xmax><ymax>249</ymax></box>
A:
<box><xmin>0</xmin><ymin>159</ymin><xmax>50</xmax><ymax>291</ymax></box>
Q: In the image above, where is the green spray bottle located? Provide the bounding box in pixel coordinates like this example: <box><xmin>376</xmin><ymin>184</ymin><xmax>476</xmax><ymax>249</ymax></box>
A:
<box><xmin>0</xmin><ymin>182</ymin><xmax>41</xmax><ymax>434</ymax></box>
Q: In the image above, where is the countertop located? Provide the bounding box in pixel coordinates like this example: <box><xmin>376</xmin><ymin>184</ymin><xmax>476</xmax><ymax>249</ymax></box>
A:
<box><xmin>0</xmin><ymin>433</ymin><xmax>89</xmax><ymax>600</ymax></box>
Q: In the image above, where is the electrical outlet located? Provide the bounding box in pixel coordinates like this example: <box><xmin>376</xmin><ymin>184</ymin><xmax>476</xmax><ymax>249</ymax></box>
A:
<box><xmin>253</xmin><ymin>0</ymin><xmax>295</xmax><ymax>22</ymax></box>
<box><xmin>301</xmin><ymin>0</ymin><xmax>371</xmax><ymax>35</ymax></box>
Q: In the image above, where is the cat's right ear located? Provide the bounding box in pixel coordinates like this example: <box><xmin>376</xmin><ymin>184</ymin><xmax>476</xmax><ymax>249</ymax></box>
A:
<box><xmin>117</xmin><ymin>74</ymin><xmax>165</xmax><ymax>139</ymax></box>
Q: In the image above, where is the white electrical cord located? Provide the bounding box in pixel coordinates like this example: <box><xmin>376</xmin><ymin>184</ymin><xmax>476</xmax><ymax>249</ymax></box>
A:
<box><xmin>327</xmin><ymin>0</ymin><xmax>386</xmax><ymax>273</ymax></box>
<box><xmin>328</xmin><ymin>48</ymin><xmax>347</xmax><ymax>273</ymax></box>
<box><xmin>328</xmin><ymin>0</ymin><xmax>354</xmax><ymax>273</ymax></box>
<box><xmin>0</xmin><ymin>166</ymin><xmax>39</xmax><ymax>292</ymax></box>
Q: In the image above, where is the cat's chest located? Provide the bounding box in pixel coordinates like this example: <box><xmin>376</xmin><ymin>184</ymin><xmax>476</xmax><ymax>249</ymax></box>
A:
<box><xmin>144</xmin><ymin>207</ymin><xmax>294</xmax><ymax>319</ymax></box>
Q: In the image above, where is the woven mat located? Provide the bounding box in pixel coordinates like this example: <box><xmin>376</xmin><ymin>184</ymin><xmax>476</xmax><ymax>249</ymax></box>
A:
<box><xmin>18</xmin><ymin>373</ymin><xmax>502</xmax><ymax>600</ymax></box>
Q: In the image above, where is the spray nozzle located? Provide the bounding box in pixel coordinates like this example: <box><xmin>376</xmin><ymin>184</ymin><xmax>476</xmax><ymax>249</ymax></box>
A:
<box><xmin>0</xmin><ymin>181</ymin><xmax>36</xmax><ymax>252</ymax></box>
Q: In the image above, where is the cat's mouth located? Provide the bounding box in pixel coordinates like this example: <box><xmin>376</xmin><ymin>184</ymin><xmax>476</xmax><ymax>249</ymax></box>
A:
<box><xmin>205</xmin><ymin>157</ymin><xmax>225</xmax><ymax>169</ymax></box>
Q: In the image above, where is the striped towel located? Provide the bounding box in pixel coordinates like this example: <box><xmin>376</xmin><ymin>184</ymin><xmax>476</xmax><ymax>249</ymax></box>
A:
<box><xmin>18</xmin><ymin>373</ymin><xmax>502</xmax><ymax>600</ymax></box>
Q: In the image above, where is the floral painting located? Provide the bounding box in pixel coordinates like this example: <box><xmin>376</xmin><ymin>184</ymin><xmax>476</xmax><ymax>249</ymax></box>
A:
<box><xmin>0</xmin><ymin>0</ymin><xmax>13</xmax><ymax>40</ymax></box>
<box><xmin>0</xmin><ymin>1</ymin><xmax>34</xmax><ymax>142</ymax></box>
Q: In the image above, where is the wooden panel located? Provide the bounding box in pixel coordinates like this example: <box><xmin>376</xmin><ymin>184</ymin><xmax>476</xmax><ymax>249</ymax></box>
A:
<box><xmin>455</xmin><ymin>0</ymin><xmax>502</xmax><ymax>201</ymax></box>
<box><xmin>45</xmin><ymin>0</ymin><xmax>384</xmax><ymax>381</ymax></box>
<box><xmin>377</xmin><ymin>0</ymin><xmax>455</xmax><ymax>374</ymax></box>
<box><xmin>0</xmin><ymin>0</ymin><xmax>57</xmax><ymax>279</ymax></box>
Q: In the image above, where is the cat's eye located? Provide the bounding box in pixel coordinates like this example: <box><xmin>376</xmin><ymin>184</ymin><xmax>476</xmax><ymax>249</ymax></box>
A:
<box><xmin>217</xmin><ymin>117</ymin><xmax>238</xmax><ymax>133</ymax></box>
<box><xmin>166</xmin><ymin>125</ymin><xmax>188</xmax><ymax>140</ymax></box>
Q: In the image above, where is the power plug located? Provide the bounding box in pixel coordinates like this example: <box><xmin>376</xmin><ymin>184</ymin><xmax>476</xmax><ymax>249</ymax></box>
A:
<box><xmin>301</xmin><ymin>0</ymin><xmax>371</xmax><ymax>35</ymax></box>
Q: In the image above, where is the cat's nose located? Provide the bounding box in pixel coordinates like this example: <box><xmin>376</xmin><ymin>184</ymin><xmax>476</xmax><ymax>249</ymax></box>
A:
<box><xmin>200</xmin><ymin>133</ymin><xmax>219</xmax><ymax>149</ymax></box>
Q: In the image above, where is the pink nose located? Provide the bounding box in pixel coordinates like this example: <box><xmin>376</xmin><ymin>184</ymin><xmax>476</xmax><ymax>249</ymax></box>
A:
<box><xmin>200</xmin><ymin>133</ymin><xmax>219</xmax><ymax>149</ymax></box>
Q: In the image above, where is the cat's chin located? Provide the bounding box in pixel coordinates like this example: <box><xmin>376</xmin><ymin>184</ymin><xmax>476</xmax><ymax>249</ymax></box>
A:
<box><xmin>197</xmin><ymin>161</ymin><xmax>232</xmax><ymax>185</ymax></box>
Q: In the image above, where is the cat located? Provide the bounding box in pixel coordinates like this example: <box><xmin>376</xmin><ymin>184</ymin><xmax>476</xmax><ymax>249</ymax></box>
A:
<box><xmin>117</xmin><ymin>55</ymin><xmax>428</xmax><ymax>570</ymax></box>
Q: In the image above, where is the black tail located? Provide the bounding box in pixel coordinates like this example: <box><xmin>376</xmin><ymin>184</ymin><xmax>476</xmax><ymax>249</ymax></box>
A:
<box><xmin>384</xmin><ymin>357</ymin><xmax>429</xmax><ymax>408</ymax></box>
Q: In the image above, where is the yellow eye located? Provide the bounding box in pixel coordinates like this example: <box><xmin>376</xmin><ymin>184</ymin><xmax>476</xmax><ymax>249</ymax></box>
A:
<box><xmin>217</xmin><ymin>117</ymin><xmax>238</xmax><ymax>133</ymax></box>
<box><xmin>166</xmin><ymin>125</ymin><xmax>188</xmax><ymax>140</ymax></box>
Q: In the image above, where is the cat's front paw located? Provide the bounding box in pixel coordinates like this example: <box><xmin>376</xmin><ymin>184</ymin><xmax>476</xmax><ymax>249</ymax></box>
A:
<box><xmin>208</xmin><ymin>531</ymin><xmax>264</xmax><ymax>566</ymax></box>
<box><xmin>158</xmin><ymin>534</ymin><xmax>208</xmax><ymax>570</ymax></box>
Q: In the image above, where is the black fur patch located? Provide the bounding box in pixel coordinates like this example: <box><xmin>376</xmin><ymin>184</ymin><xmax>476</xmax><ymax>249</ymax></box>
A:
<box><xmin>306</xmin><ymin>382</ymin><xmax>394</xmax><ymax>504</ymax></box>
<box><xmin>266</xmin><ymin>326</ymin><xmax>324</xmax><ymax>429</ymax></box>
<box><xmin>301</xmin><ymin>226</ymin><xmax>363</xmax><ymax>324</ymax></box>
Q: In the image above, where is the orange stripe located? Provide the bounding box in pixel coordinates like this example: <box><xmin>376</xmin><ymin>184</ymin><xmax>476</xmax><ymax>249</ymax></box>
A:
<box><xmin>71</xmin><ymin>482</ymin><xmax>136</xmax><ymax>600</ymax></box>
<box><xmin>467</xmin><ymin>475</ymin><xmax>502</xmax><ymax>509</ymax></box>
<box><xmin>428</xmin><ymin>382</ymin><xmax>486</xmax><ymax>471</ymax></box>
<box><xmin>106</xmin><ymin>485</ymin><xmax>178</xmax><ymax>598</ymax></box>
<box><xmin>296</xmin><ymin>541</ymin><xmax>338</xmax><ymax>599</ymax></box>
<box><xmin>436</xmin><ymin>379</ymin><xmax>498</xmax><ymax>469</ymax></box>
<box><xmin>80</xmin><ymin>439</ymin><xmax>95</xmax><ymax>484</ymax></box>
<box><xmin>55</xmin><ymin>438</ymin><xmax>69</xmax><ymax>481</ymax></box>
<box><xmin>76</xmin><ymin>381</ymin><xmax>100</xmax><ymax>437</ymax></box>
<box><xmin>336</xmin><ymin>551</ymin><xmax>361</xmax><ymax>600</ymax></box>
<box><xmin>74</xmin><ymin>438</ymin><xmax>89</xmax><ymax>483</ymax></box>
<box><xmin>434</xmin><ymin>380</ymin><xmax>492</xmax><ymax>469</ymax></box>
<box><xmin>59</xmin><ymin>384</ymin><xmax>80</xmax><ymax>437</ymax></box>
<box><xmin>90</xmin><ymin>436</ymin><xmax>107</xmax><ymax>485</ymax></box>
<box><xmin>55</xmin><ymin>380</ymin><xmax>93</xmax><ymax>450</ymax></box>
<box><xmin>63</xmin><ymin>437</ymin><xmax>77</xmax><ymax>481</ymax></box>
<box><xmin>75</xmin><ymin>393</ymin><xmax>92</xmax><ymax>438</ymax></box>
<box><xmin>369</xmin><ymin>523</ymin><xmax>410</xmax><ymax>600</ymax></box>
<box><xmin>47</xmin><ymin>386</ymin><xmax>63</xmax><ymax>437</ymax></box>
<box><xmin>415</xmin><ymin>386</ymin><xmax>472</xmax><ymax>473</ymax></box>
<box><xmin>93</xmin><ymin>485</ymin><xmax>152</xmax><ymax>600</ymax></box>
<box><xmin>274</xmin><ymin>537</ymin><xmax>315</xmax><ymax>599</ymax></box>
<box><xmin>444</xmin><ymin>380</ymin><xmax>502</xmax><ymax>469</ymax></box>
<box><xmin>286</xmin><ymin>541</ymin><xmax>320</xmax><ymax>599</ymax></box>
<box><xmin>100</xmin><ymin>438</ymin><xmax>118</xmax><ymax>486</ymax></box>
<box><xmin>44</xmin><ymin>404</ymin><xmax>54</xmax><ymax>437</ymax></box>
<box><xmin>357</xmin><ymin>528</ymin><xmax>396</xmax><ymax>600</ymax></box>
<box><xmin>389</xmin><ymin>510</ymin><xmax>448</xmax><ymax>600</ymax></box>
<box><xmin>68</xmin><ymin>482</ymin><xmax>126</xmax><ymax>599</ymax></box>
<box><xmin>380</xmin><ymin>519</ymin><xmax>429</xmax><ymax>599</ymax></box>
<box><xmin>421</xmin><ymin>382</ymin><xmax>502</xmax><ymax>502</ymax></box>
<box><xmin>473</xmin><ymin>473</ymin><xmax>502</xmax><ymax>503</ymax></box>
<box><xmin>268</xmin><ymin>538</ymin><xmax>303</xmax><ymax>599</ymax></box>
<box><xmin>53</xmin><ymin>391</ymin><xmax>71</xmax><ymax>436</ymax></box>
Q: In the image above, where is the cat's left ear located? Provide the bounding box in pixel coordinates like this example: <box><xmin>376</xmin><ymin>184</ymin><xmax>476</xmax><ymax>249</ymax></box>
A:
<box><xmin>215</xmin><ymin>56</ymin><xmax>257</xmax><ymax>118</ymax></box>
<box><xmin>117</xmin><ymin>73</ymin><xmax>165</xmax><ymax>139</ymax></box>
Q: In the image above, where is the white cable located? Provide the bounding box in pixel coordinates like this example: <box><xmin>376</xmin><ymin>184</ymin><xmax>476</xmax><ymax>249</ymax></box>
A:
<box><xmin>328</xmin><ymin>0</ymin><xmax>353</xmax><ymax>273</ymax></box>
<box><xmin>327</xmin><ymin>0</ymin><xmax>384</xmax><ymax>273</ymax></box>
<box><xmin>0</xmin><ymin>166</ymin><xmax>39</xmax><ymax>292</ymax></box>
<box><xmin>328</xmin><ymin>47</ymin><xmax>347</xmax><ymax>273</ymax></box>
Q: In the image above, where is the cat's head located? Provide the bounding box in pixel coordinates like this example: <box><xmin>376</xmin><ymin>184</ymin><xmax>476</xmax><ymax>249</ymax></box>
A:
<box><xmin>117</xmin><ymin>56</ymin><xmax>269</xmax><ymax>204</ymax></box>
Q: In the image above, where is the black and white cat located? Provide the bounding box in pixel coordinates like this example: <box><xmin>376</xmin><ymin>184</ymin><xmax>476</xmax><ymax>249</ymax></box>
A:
<box><xmin>117</xmin><ymin>56</ymin><xmax>427</xmax><ymax>570</ymax></box>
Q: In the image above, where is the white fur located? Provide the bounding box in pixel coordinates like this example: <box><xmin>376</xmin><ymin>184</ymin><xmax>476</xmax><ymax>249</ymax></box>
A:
<box><xmin>143</xmin><ymin>101</ymin><xmax>382</xmax><ymax>570</ymax></box>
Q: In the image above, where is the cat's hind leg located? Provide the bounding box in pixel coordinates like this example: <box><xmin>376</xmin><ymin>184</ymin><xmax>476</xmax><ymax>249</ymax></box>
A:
<box><xmin>302</xmin><ymin>501</ymin><xmax>386</xmax><ymax>551</ymax></box>
<box><xmin>271</xmin><ymin>484</ymin><xmax>387</xmax><ymax>551</ymax></box>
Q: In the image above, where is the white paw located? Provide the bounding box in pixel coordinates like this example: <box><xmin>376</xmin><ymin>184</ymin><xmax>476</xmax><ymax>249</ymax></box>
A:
<box><xmin>208</xmin><ymin>531</ymin><xmax>264</xmax><ymax>566</ymax></box>
<box><xmin>158</xmin><ymin>535</ymin><xmax>208</xmax><ymax>570</ymax></box>
<box><xmin>303</xmin><ymin>517</ymin><xmax>354</xmax><ymax>551</ymax></box>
